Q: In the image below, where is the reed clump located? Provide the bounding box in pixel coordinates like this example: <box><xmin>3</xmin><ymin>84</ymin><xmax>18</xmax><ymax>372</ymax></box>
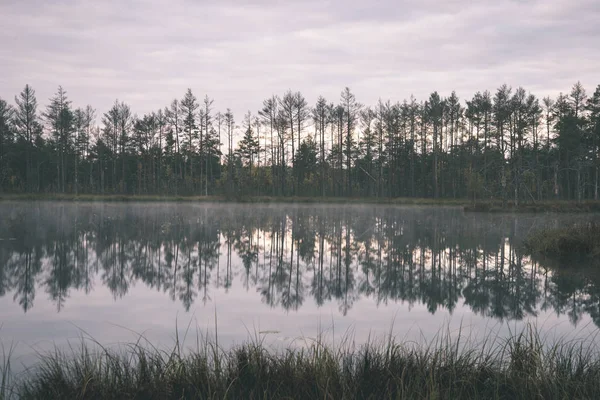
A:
<box><xmin>2</xmin><ymin>324</ymin><xmax>600</xmax><ymax>399</ymax></box>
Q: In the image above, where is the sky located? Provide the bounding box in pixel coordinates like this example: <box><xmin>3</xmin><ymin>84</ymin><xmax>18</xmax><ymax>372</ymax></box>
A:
<box><xmin>1</xmin><ymin>0</ymin><xmax>599</xmax><ymax>127</ymax></box>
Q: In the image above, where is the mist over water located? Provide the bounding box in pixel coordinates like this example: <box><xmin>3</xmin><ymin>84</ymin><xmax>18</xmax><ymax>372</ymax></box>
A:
<box><xmin>1</xmin><ymin>202</ymin><xmax>600</xmax><ymax>369</ymax></box>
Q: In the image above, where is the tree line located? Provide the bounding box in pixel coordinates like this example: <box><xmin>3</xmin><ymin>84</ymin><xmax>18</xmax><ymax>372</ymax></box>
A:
<box><xmin>1</xmin><ymin>82</ymin><xmax>599</xmax><ymax>201</ymax></box>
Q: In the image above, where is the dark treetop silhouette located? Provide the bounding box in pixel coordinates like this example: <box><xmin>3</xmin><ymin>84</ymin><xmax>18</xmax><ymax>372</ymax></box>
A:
<box><xmin>1</xmin><ymin>83</ymin><xmax>600</xmax><ymax>201</ymax></box>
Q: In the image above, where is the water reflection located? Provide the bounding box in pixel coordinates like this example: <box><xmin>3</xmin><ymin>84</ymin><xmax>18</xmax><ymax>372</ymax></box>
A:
<box><xmin>1</xmin><ymin>203</ymin><xmax>599</xmax><ymax>327</ymax></box>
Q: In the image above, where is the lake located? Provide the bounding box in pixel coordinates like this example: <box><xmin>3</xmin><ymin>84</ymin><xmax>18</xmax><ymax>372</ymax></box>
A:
<box><xmin>1</xmin><ymin>202</ymin><xmax>599</xmax><ymax>370</ymax></box>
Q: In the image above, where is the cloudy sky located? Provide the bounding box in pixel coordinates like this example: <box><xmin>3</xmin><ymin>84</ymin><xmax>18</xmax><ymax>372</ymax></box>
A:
<box><xmin>1</xmin><ymin>0</ymin><xmax>599</xmax><ymax>123</ymax></box>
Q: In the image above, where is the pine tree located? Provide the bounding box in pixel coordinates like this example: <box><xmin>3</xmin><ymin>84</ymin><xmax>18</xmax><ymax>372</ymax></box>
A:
<box><xmin>14</xmin><ymin>84</ymin><xmax>41</xmax><ymax>191</ymax></box>
<box><xmin>340</xmin><ymin>87</ymin><xmax>361</xmax><ymax>196</ymax></box>
<box><xmin>180</xmin><ymin>89</ymin><xmax>199</xmax><ymax>187</ymax></box>
<box><xmin>238</xmin><ymin>112</ymin><xmax>259</xmax><ymax>170</ymax></box>
<box><xmin>0</xmin><ymin>98</ymin><xmax>14</xmax><ymax>190</ymax></box>
<box><xmin>43</xmin><ymin>86</ymin><xmax>74</xmax><ymax>193</ymax></box>
<box><xmin>586</xmin><ymin>85</ymin><xmax>600</xmax><ymax>199</ymax></box>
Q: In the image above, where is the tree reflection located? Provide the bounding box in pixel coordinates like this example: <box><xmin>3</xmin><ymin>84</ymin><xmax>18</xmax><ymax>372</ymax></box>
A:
<box><xmin>1</xmin><ymin>204</ymin><xmax>599</xmax><ymax>328</ymax></box>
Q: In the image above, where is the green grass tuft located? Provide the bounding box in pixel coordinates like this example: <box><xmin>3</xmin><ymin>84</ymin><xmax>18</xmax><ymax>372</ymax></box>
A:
<box><xmin>3</xmin><ymin>324</ymin><xmax>600</xmax><ymax>399</ymax></box>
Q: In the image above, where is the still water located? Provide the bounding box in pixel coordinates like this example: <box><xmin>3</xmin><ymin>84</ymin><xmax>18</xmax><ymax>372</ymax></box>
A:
<box><xmin>1</xmin><ymin>202</ymin><xmax>599</xmax><ymax>368</ymax></box>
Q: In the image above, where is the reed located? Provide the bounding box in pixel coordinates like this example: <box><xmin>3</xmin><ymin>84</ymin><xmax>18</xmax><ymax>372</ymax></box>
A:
<box><xmin>2</xmin><ymin>324</ymin><xmax>600</xmax><ymax>399</ymax></box>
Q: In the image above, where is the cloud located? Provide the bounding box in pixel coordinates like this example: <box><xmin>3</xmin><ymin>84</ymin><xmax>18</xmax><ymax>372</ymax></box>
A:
<box><xmin>0</xmin><ymin>0</ymin><xmax>598</xmax><ymax>127</ymax></box>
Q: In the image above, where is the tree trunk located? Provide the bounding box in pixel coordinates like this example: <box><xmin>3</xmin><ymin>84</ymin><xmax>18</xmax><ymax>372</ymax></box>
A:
<box><xmin>101</xmin><ymin>161</ymin><xmax>105</xmax><ymax>195</ymax></box>
<box><xmin>595</xmin><ymin>165</ymin><xmax>599</xmax><ymax>200</ymax></box>
<box><xmin>122</xmin><ymin>156</ymin><xmax>126</xmax><ymax>193</ymax></box>
<box><xmin>75</xmin><ymin>151</ymin><xmax>79</xmax><ymax>195</ymax></box>
<box><xmin>62</xmin><ymin>149</ymin><xmax>66</xmax><ymax>193</ymax></box>
<box><xmin>56</xmin><ymin>154</ymin><xmax>60</xmax><ymax>192</ymax></box>
<box><xmin>89</xmin><ymin>158</ymin><xmax>94</xmax><ymax>193</ymax></box>
<box><xmin>433</xmin><ymin>125</ymin><xmax>438</xmax><ymax>199</ymax></box>
<box><xmin>200</xmin><ymin>126</ymin><xmax>204</xmax><ymax>196</ymax></box>
<box><xmin>320</xmin><ymin>121</ymin><xmax>325</xmax><ymax>197</ymax></box>
<box><xmin>577</xmin><ymin>166</ymin><xmax>582</xmax><ymax>203</ymax></box>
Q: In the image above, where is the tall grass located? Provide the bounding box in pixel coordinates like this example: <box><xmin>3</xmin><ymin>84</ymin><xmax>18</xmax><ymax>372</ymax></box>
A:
<box><xmin>1</xmin><ymin>342</ymin><xmax>15</xmax><ymax>400</ymax></box>
<box><xmin>2</xmin><ymin>324</ymin><xmax>600</xmax><ymax>399</ymax></box>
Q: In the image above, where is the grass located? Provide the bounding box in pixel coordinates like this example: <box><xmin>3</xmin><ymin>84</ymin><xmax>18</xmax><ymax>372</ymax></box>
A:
<box><xmin>2</xmin><ymin>325</ymin><xmax>600</xmax><ymax>399</ymax></box>
<box><xmin>1</xmin><ymin>341</ymin><xmax>14</xmax><ymax>400</ymax></box>
<box><xmin>524</xmin><ymin>223</ymin><xmax>600</xmax><ymax>263</ymax></box>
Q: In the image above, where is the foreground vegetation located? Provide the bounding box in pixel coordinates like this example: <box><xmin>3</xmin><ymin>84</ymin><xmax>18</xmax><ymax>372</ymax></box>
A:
<box><xmin>2</xmin><ymin>326</ymin><xmax>600</xmax><ymax>399</ymax></box>
<box><xmin>524</xmin><ymin>223</ymin><xmax>600</xmax><ymax>262</ymax></box>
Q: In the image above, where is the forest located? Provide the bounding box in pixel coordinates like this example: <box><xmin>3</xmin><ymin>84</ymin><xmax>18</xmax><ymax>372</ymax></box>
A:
<box><xmin>0</xmin><ymin>82</ymin><xmax>599</xmax><ymax>202</ymax></box>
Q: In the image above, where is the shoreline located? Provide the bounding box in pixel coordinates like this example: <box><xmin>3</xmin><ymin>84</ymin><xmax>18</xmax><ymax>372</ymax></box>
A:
<box><xmin>1</xmin><ymin>193</ymin><xmax>600</xmax><ymax>212</ymax></box>
<box><xmin>0</xmin><ymin>193</ymin><xmax>465</xmax><ymax>205</ymax></box>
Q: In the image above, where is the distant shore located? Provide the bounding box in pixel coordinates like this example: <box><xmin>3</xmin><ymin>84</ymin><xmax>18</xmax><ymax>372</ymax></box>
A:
<box><xmin>0</xmin><ymin>193</ymin><xmax>464</xmax><ymax>206</ymax></box>
<box><xmin>1</xmin><ymin>193</ymin><xmax>600</xmax><ymax>212</ymax></box>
